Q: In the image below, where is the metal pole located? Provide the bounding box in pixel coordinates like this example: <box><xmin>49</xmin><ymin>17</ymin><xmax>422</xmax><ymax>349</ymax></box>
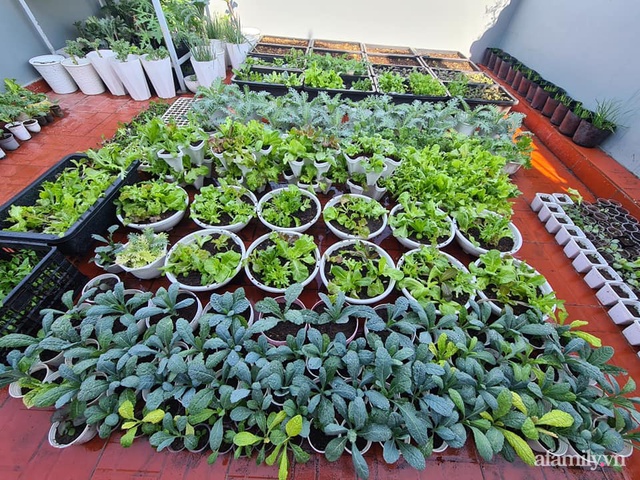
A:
<box><xmin>151</xmin><ymin>0</ymin><xmax>186</xmax><ymax>92</ymax></box>
<box><xmin>16</xmin><ymin>0</ymin><xmax>56</xmax><ymax>54</ymax></box>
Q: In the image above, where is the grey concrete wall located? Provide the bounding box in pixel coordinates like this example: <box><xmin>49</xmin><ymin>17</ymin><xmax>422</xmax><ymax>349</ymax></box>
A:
<box><xmin>499</xmin><ymin>0</ymin><xmax>640</xmax><ymax>177</ymax></box>
<box><xmin>214</xmin><ymin>0</ymin><xmax>521</xmax><ymax>62</ymax></box>
<box><xmin>0</xmin><ymin>0</ymin><xmax>100</xmax><ymax>91</ymax></box>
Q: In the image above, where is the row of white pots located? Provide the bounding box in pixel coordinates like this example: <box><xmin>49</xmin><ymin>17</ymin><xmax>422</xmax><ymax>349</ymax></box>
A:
<box><xmin>1</xmin><ymin>119</ymin><xmax>42</xmax><ymax>156</ymax></box>
<box><xmin>531</xmin><ymin>192</ymin><xmax>640</xmax><ymax>343</ymax></box>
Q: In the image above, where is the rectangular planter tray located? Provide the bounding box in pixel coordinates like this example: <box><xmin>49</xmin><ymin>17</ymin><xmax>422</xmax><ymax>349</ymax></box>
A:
<box><xmin>432</xmin><ymin>68</ymin><xmax>495</xmax><ymax>85</ymax></box>
<box><xmin>258</xmin><ymin>36</ymin><xmax>310</xmax><ymax>48</ymax></box>
<box><xmin>231</xmin><ymin>67</ymin><xmax>304</xmax><ymax>96</ymax></box>
<box><xmin>303</xmin><ymin>75</ymin><xmax>376</xmax><ymax>101</ymax></box>
<box><xmin>0</xmin><ymin>241</ymin><xmax>87</xmax><ymax>362</ymax></box>
<box><xmin>309</xmin><ymin>49</ymin><xmax>366</xmax><ymax>62</ymax></box>
<box><xmin>454</xmin><ymin>84</ymin><xmax>519</xmax><ymax>110</ymax></box>
<box><xmin>310</xmin><ymin>39</ymin><xmax>363</xmax><ymax>52</ymax></box>
<box><xmin>251</xmin><ymin>44</ymin><xmax>308</xmax><ymax>57</ymax></box>
<box><xmin>364</xmin><ymin>44</ymin><xmax>414</xmax><ymax>56</ymax></box>
<box><xmin>372</xmin><ymin>70</ymin><xmax>450</xmax><ymax>103</ymax></box>
<box><xmin>0</xmin><ymin>153</ymin><xmax>140</xmax><ymax>256</ymax></box>
<box><xmin>246</xmin><ymin>54</ymin><xmax>305</xmax><ymax>71</ymax></box>
<box><xmin>367</xmin><ymin>54</ymin><xmax>422</xmax><ymax>67</ymax></box>
<box><xmin>421</xmin><ymin>57</ymin><xmax>480</xmax><ymax>71</ymax></box>
<box><xmin>414</xmin><ymin>48</ymin><xmax>467</xmax><ymax>60</ymax></box>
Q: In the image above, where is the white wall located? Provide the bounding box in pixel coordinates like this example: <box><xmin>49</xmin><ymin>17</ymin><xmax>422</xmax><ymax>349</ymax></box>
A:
<box><xmin>499</xmin><ymin>0</ymin><xmax>640</xmax><ymax>177</ymax></box>
<box><xmin>213</xmin><ymin>0</ymin><xmax>521</xmax><ymax>61</ymax></box>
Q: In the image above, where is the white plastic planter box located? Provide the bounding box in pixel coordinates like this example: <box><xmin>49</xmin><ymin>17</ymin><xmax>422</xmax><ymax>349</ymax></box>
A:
<box><xmin>623</xmin><ymin>320</ymin><xmax>640</xmax><ymax>346</ymax></box>
<box><xmin>545</xmin><ymin>212</ymin><xmax>573</xmax><ymax>234</ymax></box>
<box><xmin>563</xmin><ymin>236</ymin><xmax>596</xmax><ymax>259</ymax></box>
<box><xmin>572</xmin><ymin>250</ymin><xmax>608</xmax><ymax>274</ymax></box>
<box><xmin>537</xmin><ymin>202</ymin><xmax>564</xmax><ymax>223</ymax></box>
<box><xmin>226</xmin><ymin>42</ymin><xmax>251</xmax><ymax>69</ymax></box>
<box><xmin>554</xmin><ymin>224</ymin><xmax>585</xmax><ymax>246</ymax></box>
<box><xmin>608</xmin><ymin>300</ymin><xmax>640</xmax><ymax>326</ymax></box>
<box><xmin>530</xmin><ymin>193</ymin><xmax>556</xmax><ymax>212</ymax></box>
<box><xmin>584</xmin><ymin>265</ymin><xmax>623</xmax><ymax>289</ymax></box>
<box><xmin>596</xmin><ymin>281</ymin><xmax>638</xmax><ymax>307</ymax></box>
<box><xmin>87</xmin><ymin>50</ymin><xmax>126</xmax><ymax>96</ymax></box>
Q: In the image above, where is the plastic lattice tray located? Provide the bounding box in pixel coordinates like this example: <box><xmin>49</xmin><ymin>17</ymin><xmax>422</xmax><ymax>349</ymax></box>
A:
<box><xmin>161</xmin><ymin>97</ymin><xmax>195</xmax><ymax>126</ymax></box>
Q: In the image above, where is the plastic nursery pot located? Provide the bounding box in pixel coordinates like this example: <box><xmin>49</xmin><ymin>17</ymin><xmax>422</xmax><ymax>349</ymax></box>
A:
<box><xmin>545</xmin><ymin>212</ymin><xmax>573</xmax><ymax>234</ymax></box>
<box><xmin>554</xmin><ymin>224</ymin><xmax>585</xmax><ymax>246</ymax></box>
<box><xmin>527</xmin><ymin>437</ymin><xmax>569</xmax><ymax>457</ymax></box>
<box><xmin>323</xmin><ymin>194</ymin><xmax>389</xmax><ymax>241</ymax></box>
<box><xmin>454</xmin><ymin>211</ymin><xmax>523</xmax><ymax>257</ymax></box>
<box><xmin>550</xmin><ymin>103</ymin><xmax>570</xmax><ymax>126</ymax></box>
<box><xmin>558</xmin><ymin>110</ymin><xmax>582</xmax><ymax>137</ymax></box>
<box><xmin>191</xmin><ymin>187</ymin><xmax>257</xmax><ymax>233</ymax></box>
<box><xmin>23</xmin><ymin>119</ymin><xmax>41</xmax><ymax>134</ymax></box>
<box><xmin>8</xmin><ymin>362</ymin><xmax>52</xmax><ymax>399</ymax></box>
<box><xmin>0</xmin><ymin>133</ymin><xmax>20</xmax><ymax>151</ymax></box>
<box><xmin>537</xmin><ymin>202</ymin><xmax>564</xmax><ymax>223</ymax></box>
<box><xmin>572</xmin><ymin>119</ymin><xmax>613</xmax><ymax>148</ymax></box>
<box><xmin>117</xmin><ymin>245</ymin><xmax>167</xmax><ymax>280</ymax></box>
<box><xmin>86</xmin><ymin>50</ymin><xmax>127</xmax><ymax>96</ymax></box>
<box><xmin>245</xmin><ymin>231</ymin><xmax>321</xmax><ymax>294</ymax></box>
<box><xmin>309</xmin><ymin>300</ymin><xmax>360</xmax><ymax>344</ymax></box>
<box><xmin>608</xmin><ymin>299</ymin><xmax>640</xmax><ymax>326</ymax></box>
<box><xmin>388</xmin><ymin>204</ymin><xmax>456</xmax><ymax>250</ymax></box>
<box><xmin>48</xmin><ymin>422</ymin><xmax>98</xmax><ymax>449</ymax></box>
<box><xmin>623</xmin><ymin>320</ymin><xmax>640</xmax><ymax>346</ymax></box>
<box><xmin>5</xmin><ymin>122</ymin><xmax>31</xmax><ymax>141</ymax></box>
<box><xmin>164</xmin><ymin>228</ymin><xmax>246</xmax><ymax>292</ymax></box>
<box><xmin>583</xmin><ymin>265</ymin><xmax>622</xmax><ymax>290</ymax></box>
<box><xmin>257</xmin><ymin>187</ymin><xmax>322</xmax><ymax>234</ymax></box>
<box><xmin>596</xmin><ymin>282</ymin><xmax>638</xmax><ymax>307</ymax></box>
<box><xmin>562</xmin><ymin>236</ymin><xmax>595</xmax><ymax>259</ymax></box>
<box><xmin>260</xmin><ymin>297</ymin><xmax>307</xmax><ymax>346</ymax></box>
<box><xmin>530</xmin><ymin>87</ymin><xmax>550</xmax><ymax>110</ymax></box>
<box><xmin>81</xmin><ymin>273</ymin><xmax>121</xmax><ymax>299</ymax></box>
<box><xmin>530</xmin><ymin>193</ymin><xmax>556</xmax><ymax>213</ymax></box>
<box><xmin>117</xmin><ymin>186</ymin><xmax>188</xmax><ymax>233</ymax></box>
<box><xmin>541</xmin><ymin>96</ymin><xmax>560</xmax><ymax>118</ymax></box>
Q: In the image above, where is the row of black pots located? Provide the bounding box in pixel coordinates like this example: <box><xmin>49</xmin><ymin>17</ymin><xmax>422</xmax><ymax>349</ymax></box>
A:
<box><xmin>482</xmin><ymin>49</ymin><xmax>611</xmax><ymax>148</ymax></box>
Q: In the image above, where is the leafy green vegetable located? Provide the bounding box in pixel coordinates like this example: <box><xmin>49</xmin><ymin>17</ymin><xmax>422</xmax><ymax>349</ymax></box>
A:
<box><xmin>260</xmin><ymin>185</ymin><xmax>314</xmax><ymax>229</ymax></box>
<box><xmin>115</xmin><ymin>229</ymin><xmax>168</xmax><ymax>268</ymax></box>
<box><xmin>116</xmin><ymin>181</ymin><xmax>186</xmax><ymax>224</ymax></box>
<box><xmin>323</xmin><ymin>195</ymin><xmax>387</xmax><ymax>238</ymax></box>
<box><xmin>0</xmin><ymin>249</ymin><xmax>40</xmax><ymax>306</ymax></box>
<box><xmin>190</xmin><ymin>184</ymin><xmax>255</xmax><ymax>227</ymax></box>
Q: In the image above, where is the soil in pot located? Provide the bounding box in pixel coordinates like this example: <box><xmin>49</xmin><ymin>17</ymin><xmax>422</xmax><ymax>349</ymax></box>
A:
<box><xmin>324</xmin><ymin>244</ymin><xmax>391</xmax><ymax>298</ymax></box>
<box><xmin>174</xmin><ymin>233</ymin><xmax>242</xmax><ymax>286</ymax></box>
<box><xmin>260</xmin><ymin>36</ymin><xmax>308</xmax><ymax>47</ymax></box>
<box><xmin>254</xmin><ymin>45</ymin><xmax>304</xmax><ymax>55</ymax></box>
<box><xmin>263</xmin><ymin>196</ymin><xmax>318</xmax><ymax>227</ymax></box>
<box><xmin>307</xmin><ymin>426</ymin><xmax>334</xmax><ymax>452</ymax></box>
<box><xmin>327</xmin><ymin>213</ymin><xmax>384</xmax><ymax>238</ymax></box>
<box><xmin>369</xmin><ymin>46</ymin><xmax>414</xmax><ymax>55</ymax></box>
<box><xmin>192</xmin><ymin>425</ymin><xmax>210</xmax><ymax>451</ymax></box>
<box><xmin>171</xmin><ymin>293</ymin><xmax>200</xmax><ymax>321</ymax></box>
<box><xmin>312</xmin><ymin>50</ymin><xmax>362</xmax><ymax>60</ymax></box>
<box><xmin>55</xmin><ymin>424</ymin><xmax>86</xmax><ymax>445</ymax></box>
<box><xmin>40</xmin><ymin>349</ymin><xmax>61</xmax><ymax>362</ymax></box>
<box><xmin>484</xmin><ymin>285</ymin><xmax>532</xmax><ymax>316</ymax></box>
<box><xmin>314</xmin><ymin>40</ymin><xmax>361</xmax><ymax>51</ymax></box>
<box><xmin>315</xmin><ymin>317</ymin><xmax>359</xmax><ymax>339</ymax></box>
<box><xmin>369</xmin><ymin>55</ymin><xmax>420</xmax><ymax>67</ymax></box>
<box><xmin>464</xmin><ymin>225</ymin><xmax>515</xmax><ymax>252</ymax></box>
<box><xmin>425</xmin><ymin>59</ymin><xmax>476</xmax><ymax>71</ymax></box>
<box><xmin>264</xmin><ymin>302</ymin><xmax>304</xmax><ymax>342</ymax></box>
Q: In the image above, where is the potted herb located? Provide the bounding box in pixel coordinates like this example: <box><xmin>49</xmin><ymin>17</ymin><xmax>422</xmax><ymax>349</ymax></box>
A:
<box><xmin>398</xmin><ymin>246</ymin><xmax>476</xmax><ymax>315</ymax></box>
<box><xmin>190</xmin><ymin>184</ymin><xmax>257</xmax><ymax>232</ymax></box>
<box><xmin>245</xmin><ymin>231</ymin><xmax>320</xmax><ymax>293</ymax></box>
<box><xmin>91</xmin><ymin>224</ymin><xmax>125</xmax><ymax>273</ymax></box>
<box><xmin>320</xmin><ymin>239</ymin><xmax>402</xmax><ymax>304</ymax></box>
<box><xmin>60</xmin><ymin>38</ymin><xmax>106</xmax><ymax>96</ymax></box>
<box><xmin>389</xmin><ymin>193</ymin><xmax>455</xmax><ymax>249</ymax></box>
<box><xmin>323</xmin><ymin>194</ymin><xmax>388</xmax><ymax>240</ymax></box>
<box><xmin>115</xmin><ymin>181</ymin><xmax>188</xmax><ymax>232</ymax></box>
<box><xmin>572</xmin><ymin>99</ymin><xmax>624</xmax><ymax>148</ymax></box>
<box><xmin>114</xmin><ymin>228</ymin><xmax>168</xmax><ymax>280</ymax></box>
<box><xmin>454</xmin><ymin>209</ymin><xmax>523</xmax><ymax>257</ymax></box>
<box><xmin>257</xmin><ymin>185</ymin><xmax>321</xmax><ymax>233</ymax></box>
<box><xmin>163</xmin><ymin>229</ymin><xmax>245</xmax><ymax>292</ymax></box>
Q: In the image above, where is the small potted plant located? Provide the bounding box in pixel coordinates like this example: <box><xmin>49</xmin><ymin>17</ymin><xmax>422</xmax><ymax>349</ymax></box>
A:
<box><xmin>389</xmin><ymin>193</ymin><xmax>455</xmax><ymax>249</ymax></box>
<box><xmin>190</xmin><ymin>184</ymin><xmax>257</xmax><ymax>232</ymax></box>
<box><xmin>323</xmin><ymin>194</ymin><xmax>388</xmax><ymax>240</ymax></box>
<box><xmin>115</xmin><ymin>228</ymin><xmax>169</xmax><ymax>280</ymax></box>
<box><xmin>455</xmin><ymin>209</ymin><xmax>523</xmax><ymax>257</ymax></box>
<box><xmin>257</xmin><ymin>185</ymin><xmax>321</xmax><ymax>233</ymax></box>
<box><xmin>91</xmin><ymin>224</ymin><xmax>125</xmax><ymax>273</ymax></box>
<box><xmin>115</xmin><ymin>181</ymin><xmax>188</xmax><ymax>232</ymax></box>
<box><xmin>48</xmin><ymin>407</ymin><xmax>97</xmax><ymax>449</ymax></box>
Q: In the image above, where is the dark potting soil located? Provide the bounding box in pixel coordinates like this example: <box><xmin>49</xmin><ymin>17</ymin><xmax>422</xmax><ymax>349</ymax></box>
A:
<box><xmin>308</xmin><ymin>427</ymin><xmax>334</xmax><ymax>452</ymax></box>
<box><xmin>612</xmin><ymin>284</ymin><xmax>632</xmax><ymax>298</ymax></box>
<box><xmin>55</xmin><ymin>424</ymin><xmax>85</xmax><ymax>445</ymax></box>
<box><xmin>30</xmin><ymin>368</ymin><xmax>48</xmax><ymax>382</ymax></box>
<box><xmin>314</xmin><ymin>40</ymin><xmax>361</xmax><ymax>51</ymax></box>
<box><xmin>466</xmin><ymin>226</ymin><xmax>515</xmax><ymax>252</ymax></box>
<box><xmin>315</xmin><ymin>317</ymin><xmax>358</xmax><ymax>339</ymax></box>
<box><xmin>254</xmin><ymin>45</ymin><xmax>302</xmax><ymax>55</ymax></box>
<box><xmin>172</xmin><ymin>293</ymin><xmax>199</xmax><ymax>322</ymax></box>
<box><xmin>425</xmin><ymin>52</ymin><xmax>465</xmax><ymax>59</ymax></box>
<box><xmin>329</xmin><ymin>215</ymin><xmax>383</xmax><ymax>238</ymax></box>
<box><xmin>91</xmin><ymin>277</ymin><xmax>119</xmax><ymax>292</ymax></box>
<box><xmin>176</xmin><ymin>234</ymin><xmax>242</xmax><ymax>286</ymax></box>
<box><xmin>485</xmin><ymin>285</ymin><xmax>530</xmax><ymax>316</ymax></box>
<box><xmin>369</xmin><ymin>55</ymin><xmax>420</xmax><ymax>67</ymax></box>
<box><xmin>39</xmin><ymin>349</ymin><xmax>59</xmax><ymax>362</ymax></box>
<box><xmin>425</xmin><ymin>59</ymin><xmax>475</xmax><ymax>71</ymax></box>
<box><xmin>193</xmin><ymin>426</ymin><xmax>209</xmax><ymax>451</ymax></box>
<box><xmin>266</xmin><ymin>319</ymin><xmax>304</xmax><ymax>342</ymax></box>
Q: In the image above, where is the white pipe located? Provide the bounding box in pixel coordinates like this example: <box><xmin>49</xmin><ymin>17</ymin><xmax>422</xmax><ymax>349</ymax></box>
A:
<box><xmin>17</xmin><ymin>0</ymin><xmax>56</xmax><ymax>54</ymax></box>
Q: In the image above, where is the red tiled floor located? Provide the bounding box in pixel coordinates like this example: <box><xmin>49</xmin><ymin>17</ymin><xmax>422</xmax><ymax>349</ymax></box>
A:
<box><xmin>1</xmin><ymin>80</ymin><xmax>639</xmax><ymax>480</ymax></box>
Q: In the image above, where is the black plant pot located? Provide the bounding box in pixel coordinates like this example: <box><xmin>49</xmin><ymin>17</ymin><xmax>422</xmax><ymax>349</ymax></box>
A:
<box><xmin>558</xmin><ymin>110</ymin><xmax>582</xmax><ymax>136</ymax></box>
<box><xmin>35</xmin><ymin>115</ymin><xmax>49</xmax><ymax>126</ymax></box>
<box><xmin>505</xmin><ymin>66</ymin><xmax>517</xmax><ymax>84</ymax></box>
<box><xmin>485</xmin><ymin>50</ymin><xmax>497</xmax><ymax>69</ymax></box>
<box><xmin>511</xmin><ymin>71</ymin><xmax>523</xmax><ymax>90</ymax></box>
<box><xmin>531</xmin><ymin>87</ymin><xmax>551</xmax><ymax>110</ymax></box>
<box><xmin>541</xmin><ymin>97</ymin><xmax>560</xmax><ymax>118</ymax></box>
<box><xmin>525</xmin><ymin>82</ymin><xmax>539</xmax><ymax>102</ymax></box>
<box><xmin>517</xmin><ymin>77</ymin><xmax>531</xmax><ymax>96</ymax></box>
<box><xmin>497</xmin><ymin>60</ymin><xmax>511</xmax><ymax>79</ymax></box>
<box><xmin>492</xmin><ymin>57</ymin><xmax>503</xmax><ymax>75</ymax></box>
<box><xmin>550</xmin><ymin>103</ymin><xmax>570</xmax><ymax>126</ymax></box>
<box><xmin>572</xmin><ymin>119</ymin><xmax>612</xmax><ymax>148</ymax></box>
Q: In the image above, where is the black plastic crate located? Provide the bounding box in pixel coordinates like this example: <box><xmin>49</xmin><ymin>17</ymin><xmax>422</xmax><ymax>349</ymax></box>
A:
<box><xmin>0</xmin><ymin>153</ymin><xmax>140</xmax><ymax>256</ymax></box>
<box><xmin>0</xmin><ymin>242</ymin><xmax>87</xmax><ymax>361</ymax></box>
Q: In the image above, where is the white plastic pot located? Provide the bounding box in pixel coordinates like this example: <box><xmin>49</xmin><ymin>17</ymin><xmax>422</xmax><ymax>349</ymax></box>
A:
<box><xmin>8</xmin><ymin>363</ymin><xmax>52</xmax><ymax>399</ymax></box>
<box><xmin>158</xmin><ymin>150</ymin><xmax>185</xmax><ymax>173</ymax></box>
<box><xmin>346</xmin><ymin>155</ymin><xmax>365</xmax><ymax>175</ymax></box>
<box><xmin>81</xmin><ymin>273</ymin><xmax>121</xmax><ymax>298</ymax></box>
<box><xmin>502</xmin><ymin>161</ymin><xmax>522</xmax><ymax>176</ymax></box>
<box><xmin>181</xmin><ymin>141</ymin><xmax>206</xmax><ymax>166</ymax></box>
<box><xmin>365</xmin><ymin>163</ymin><xmax>388</xmax><ymax>186</ymax></box>
<box><xmin>29</xmin><ymin>54</ymin><xmax>78</xmax><ymax>94</ymax></box>
<box><xmin>323</xmin><ymin>194</ymin><xmax>388</xmax><ymax>241</ymax></box>
<box><xmin>583</xmin><ymin>265</ymin><xmax>622</xmax><ymax>290</ymax></box>
<box><xmin>363</xmin><ymin>182</ymin><xmax>387</xmax><ymax>201</ymax></box>
<box><xmin>5</xmin><ymin>122</ymin><xmax>31</xmax><ymax>141</ymax></box>
<box><xmin>61</xmin><ymin>58</ymin><xmax>105</xmax><ymax>95</ymax></box>
<box><xmin>184</xmin><ymin>74</ymin><xmax>200</xmax><ymax>93</ymax></box>
<box><xmin>117</xmin><ymin>245</ymin><xmax>167</xmax><ymax>280</ymax></box>
<box><xmin>572</xmin><ymin>250</ymin><xmax>608</xmax><ymax>274</ymax></box>
<box><xmin>226</xmin><ymin>42</ymin><xmax>251</xmax><ymax>69</ymax></box>
<box><xmin>320</xmin><ymin>239</ymin><xmax>396</xmax><ymax>305</ymax></box>
<box><xmin>190</xmin><ymin>57</ymin><xmax>219</xmax><ymax>89</ymax></box>
<box><xmin>530</xmin><ymin>193</ymin><xmax>556</xmax><ymax>212</ymax></box>
<box><xmin>140</xmin><ymin>54</ymin><xmax>176</xmax><ymax>99</ymax></box>
<box><xmin>0</xmin><ymin>147</ymin><xmax>5</xmax><ymax>159</ymax></box>
<box><xmin>608</xmin><ymin>299</ymin><xmax>640</xmax><ymax>326</ymax></box>
<box><xmin>596</xmin><ymin>282</ymin><xmax>638</xmax><ymax>307</ymax></box>
<box><xmin>164</xmin><ymin>228</ymin><xmax>245</xmax><ymax>292</ymax></box>
<box><xmin>389</xmin><ymin>203</ymin><xmax>455</xmax><ymax>250</ymax></box>
<box><xmin>346</xmin><ymin>179</ymin><xmax>364</xmax><ymax>195</ymax></box>
<box><xmin>48</xmin><ymin>422</ymin><xmax>98</xmax><ymax>449</ymax></box>
<box><xmin>537</xmin><ymin>202</ymin><xmax>564</xmax><ymax>223</ymax></box>
<box><xmin>242</xmin><ymin>27</ymin><xmax>261</xmax><ymax>47</ymax></box>
<box><xmin>87</xmin><ymin>50</ymin><xmax>127</xmax><ymax>96</ymax></box>
<box><xmin>245</xmin><ymin>231</ymin><xmax>320</xmax><ymax>294</ymax></box>
<box><xmin>210</xmin><ymin>39</ymin><xmax>227</xmax><ymax>69</ymax></box>
<box><xmin>545</xmin><ymin>212</ymin><xmax>573</xmax><ymax>234</ymax></box>
<box><xmin>383</xmin><ymin>157</ymin><xmax>401</xmax><ymax>177</ymax></box>
<box><xmin>191</xmin><ymin>187</ymin><xmax>257</xmax><ymax>233</ymax></box>
<box><xmin>527</xmin><ymin>438</ymin><xmax>569</xmax><ymax>457</ymax></box>
<box><xmin>23</xmin><ymin>119</ymin><xmax>41</xmax><ymax>134</ymax></box>
<box><xmin>455</xmin><ymin>122</ymin><xmax>475</xmax><ymax>136</ymax></box>
<box><xmin>257</xmin><ymin>187</ymin><xmax>321</xmax><ymax>233</ymax></box>
<box><xmin>110</xmin><ymin>54</ymin><xmax>151</xmax><ymax>101</ymax></box>
<box><xmin>554</xmin><ymin>224</ymin><xmax>585</xmax><ymax>246</ymax></box>
<box><xmin>552</xmin><ymin>193</ymin><xmax>574</xmax><ymax>205</ymax></box>
<box><xmin>147</xmin><ymin>289</ymin><xmax>203</xmax><ymax>330</ymax></box>
<box><xmin>454</xmin><ymin>211</ymin><xmax>523</xmax><ymax>257</ymax></box>
<box><xmin>0</xmin><ymin>133</ymin><xmax>19</xmax><ymax>151</ymax></box>
<box><xmin>563</xmin><ymin>237</ymin><xmax>596</xmax><ymax>259</ymax></box>
<box><xmin>623</xmin><ymin>320</ymin><xmax>640</xmax><ymax>346</ymax></box>
<box><xmin>117</xmin><ymin>186</ymin><xmax>188</xmax><ymax>233</ymax></box>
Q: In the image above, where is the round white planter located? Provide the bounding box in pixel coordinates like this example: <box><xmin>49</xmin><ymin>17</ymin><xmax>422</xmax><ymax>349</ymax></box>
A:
<box><xmin>226</xmin><ymin>42</ymin><xmax>251</xmax><ymax>69</ymax></box>
<box><xmin>23</xmin><ymin>119</ymin><xmax>41</xmax><ymax>134</ymax></box>
<box><xmin>117</xmin><ymin>186</ymin><xmax>188</xmax><ymax>233</ymax></box>
<box><xmin>87</xmin><ymin>50</ymin><xmax>126</xmax><ymax>96</ymax></box>
<box><xmin>5</xmin><ymin>122</ymin><xmax>31</xmax><ymax>141</ymax></box>
<box><xmin>48</xmin><ymin>422</ymin><xmax>98</xmax><ymax>449</ymax></box>
<box><xmin>0</xmin><ymin>133</ymin><xmax>20</xmax><ymax>151</ymax></box>
<box><xmin>164</xmin><ymin>228</ymin><xmax>246</xmax><ymax>292</ymax></box>
<box><xmin>323</xmin><ymin>194</ymin><xmax>388</xmax><ymax>241</ymax></box>
<box><xmin>320</xmin><ymin>239</ymin><xmax>396</xmax><ymax>305</ymax></box>
<box><xmin>184</xmin><ymin>74</ymin><xmax>200</xmax><ymax>93</ymax></box>
<box><xmin>110</xmin><ymin>54</ymin><xmax>151</xmax><ymax>101</ymax></box>
<box><xmin>245</xmin><ymin>232</ymin><xmax>321</xmax><ymax>294</ymax></box>
<box><xmin>191</xmin><ymin>187</ymin><xmax>257</xmax><ymax>233</ymax></box>
<box><xmin>397</xmin><ymin>248</ymin><xmax>475</xmax><ymax>314</ymax></box>
<box><xmin>117</xmin><ymin>245</ymin><xmax>167</xmax><ymax>280</ymax></box>
<box><xmin>455</xmin><ymin>212</ymin><xmax>523</xmax><ymax>257</ymax></box>
<box><xmin>8</xmin><ymin>362</ymin><xmax>52</xmax><ymax>399</ymax></box>
<box><xmin>29</xmin><ymin>54</ymin><xmax>78</xmax><ymax>94</ymax></box>
<box><xmin>389</xmin><ymin>203</ymin><xmax>455</xmax><ymax>250</ymax></box>
<box><xmin>257</xmin><ymin>187</ymin><xmax>321</xmax><ymax>233</ymax></box>
<box><xmin>140</xmin><ymin>54</ymin><xmax>176</xmax><ymax>99</ymax></box>
<box><xmin>608</xmin><ymin>299</ymin><xmax>640</xmax><ymax>326</ymax></box>
<box><xmin>61</xmin><ymin>58</ymin><xmax>105</xmax><ymax>95</ymax></box>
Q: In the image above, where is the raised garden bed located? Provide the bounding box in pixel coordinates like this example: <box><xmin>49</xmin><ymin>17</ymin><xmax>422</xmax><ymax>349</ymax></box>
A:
<box><xmin>367</xmin><ymin>54</ymin><xmax>421</xmax><ymax>67</ymax></box>
<box><xmin>231</xmin><ymin>67</ymin><xmax>304</xmax><ymax>96</ymax></box>
<box><xmin>422</xmin><ymin>58</ymin><xmax>479</xmax><ymax>71</ymax></box>
<box><xmin>311</xmin><ymin>39</ymin><xmax>363</xmax><ymax>52</ymax></box>
<box><xmin>252</xmin><ymin>44</ymin><xmax>308</xmax><ymax>56</ymax></box>
<box><xmin>259</xmin><ymin>35</ymin><xmax>309</xmax><ymax>47</ymax></box>
<box><xmin>364</xmin><ymin>44</ymin><xmax>414</xmax><ymax>56</ymax></box>
<box><xmin>414</xmin><ymin>48</ymin><xmax>467</xmax><ymax>59</ymax></box>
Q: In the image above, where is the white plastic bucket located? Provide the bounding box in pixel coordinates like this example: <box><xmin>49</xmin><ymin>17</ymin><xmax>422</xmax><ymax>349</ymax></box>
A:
<box><xmin>29</xmin><ymin>55</ymin><xmax>77</xmax><ymax>94</ymax></box>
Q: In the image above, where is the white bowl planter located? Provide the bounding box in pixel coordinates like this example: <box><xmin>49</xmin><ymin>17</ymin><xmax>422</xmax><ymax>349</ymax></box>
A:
<box><xmin>323</xmin><ymin>194</ymin><xmax>388</xmax><ymax>241</ymax></box>
<box><xmin>191</xmin><ymin>188</ymin><xmax>256</xmax><ymax>233</ymax></box>
<box><xmin>245</xmin><ymin>232</ymin><xmax>321</xmax><ymax>294</ymax></box>
<box><xmin>257</xmin><ymin>187</ymin><xmax>321</xmax><ymax>233</ymax></box>
<box><xmin>184</xmin><ymin>74</ymin><xmax>200</xmax><ymax>93</ymax></box>
<box><xmin>545</xmin><ymin>212</ymin><xmax>573</xmax><ymax>234</ymax></box>
<box><xmin>530</xmin><ymin>193</ymin><xmax>556</xmax><ymax>212</ymax></box>
<box><xmin>117</xmin><ymin>186</ymin><xmax>188</xmax><ymax>233</ymax></box>
<box><xmin>61</xmin><ymin>58</ymin><xmax>105</xmax><ymax>95</ymax></box>
<box><xmin>29</xmin><ymin>54</ymin><xmax>78</xmax><ymax>94</ymax></box>
<box><xmin>5</xmin><ymin>122</ymin><xmax>31</xmax><ymax>142</ymax></box>
<box><xmin>454</xmin><ymin>212</ymin><xmax>523</xmax><ymax>257</ymax></box>
<box><xmin>563</xmin><ymin>237</ymin><xmax>596</xmax><ymax>259</ymax></box>
<box><xmin>117</xmin><ymin>245</ymin><xmax>167</xmax><ymax>280</ymax></box>
<box><xmin>554</xmin><ymin>224</ymin><xmax>585</xmax><ymax>246</ymax></box>
<box><xmin>110</xmin><ymin>54</ymin><xmax>151</xmax><ymax>101</ymax></box>
<box><xmin>596</xmin><ymin>282</ymin><xmax>638</xmax><ymax>307</ymax></box>
<box><xmin>572</xmin><ymin>250</ymin><xmax>608</xmax><ymax>274</ymax></box>
<box><xmin>537</xmin><ymin>202</ymin><xmax>564</xmax><ymax>223</ymax></box>
<box><xmin>583</xmin><ymin>265</ymin><xmax>623</xmax><ymax>290</ymax></box>
<box><xmin>320</xmin><ymin>239</ymin><xmax>396</xmax><ymax>305</ymax></box>
<box><xmin>87</xmin><ymin>50</ymin><xmax>126</xmax><ymax>96</ymax></box>
<box><xmin>48</xmin><ymin>422</ymin><xmax>98</xmax><ymax>449</ymax></box>
<box><xmin>81</xmin><ymin>273</ymin><xmax>121</xmax><ymax>298</ymax></box>
<box><xmin>389</xmin><ymin>204</ymin><xmax>456</xmax><ymax>250</ymax></box>
<box><xmin>140</xmin><ymin>54</ymin><xmax>175</xmax><ymax>99</ymax></box>
<box><xmin>623</xmin><ymin>320</ymin><xmax>640</xmax><ymax>346</ymax></box>
<box><xmin>165</xmin><ymin>228</ymin><xmax>245</xmax><ymax>292</ymax></box>
<box><xmin>608</xmin><ymin>299</ymin><xmax>640</xmax><ymax>326</ymax></box>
